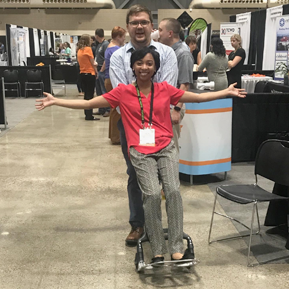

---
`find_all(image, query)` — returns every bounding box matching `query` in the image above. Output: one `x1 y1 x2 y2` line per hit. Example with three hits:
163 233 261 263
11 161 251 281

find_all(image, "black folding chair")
254 81 270 93
208 139 289 266
25 69 44 98
3 69 21 97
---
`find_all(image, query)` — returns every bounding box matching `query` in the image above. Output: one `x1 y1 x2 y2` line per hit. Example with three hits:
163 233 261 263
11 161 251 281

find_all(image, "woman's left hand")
35 92 56 111
227 83 247 98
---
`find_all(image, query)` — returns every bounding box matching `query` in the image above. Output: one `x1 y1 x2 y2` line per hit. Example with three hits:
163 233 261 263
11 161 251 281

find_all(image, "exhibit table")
56 59 67 64
179 96 232 183
241 75 273 93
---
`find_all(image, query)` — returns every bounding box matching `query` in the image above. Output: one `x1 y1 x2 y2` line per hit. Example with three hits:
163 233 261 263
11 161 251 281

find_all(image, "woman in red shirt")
36 47 246 264
77 34 99 121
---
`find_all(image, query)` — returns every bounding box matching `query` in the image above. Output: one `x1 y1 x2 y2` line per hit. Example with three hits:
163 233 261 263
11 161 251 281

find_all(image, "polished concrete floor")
0 86 288 289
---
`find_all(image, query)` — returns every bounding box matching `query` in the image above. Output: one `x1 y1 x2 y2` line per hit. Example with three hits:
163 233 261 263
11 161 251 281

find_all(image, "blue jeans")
95 71 110 114
117 119 145 228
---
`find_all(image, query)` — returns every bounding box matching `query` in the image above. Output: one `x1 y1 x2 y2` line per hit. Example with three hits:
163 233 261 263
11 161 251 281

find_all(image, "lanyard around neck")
135 81 154 129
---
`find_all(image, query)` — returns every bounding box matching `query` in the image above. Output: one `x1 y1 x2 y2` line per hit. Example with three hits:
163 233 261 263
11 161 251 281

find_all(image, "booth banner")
275 15 289 80
23 27 30 59
262 5 283 70
17 28 27 66
33 28 40 56
10 27 18 66
70 35 78 57
220 23 239 55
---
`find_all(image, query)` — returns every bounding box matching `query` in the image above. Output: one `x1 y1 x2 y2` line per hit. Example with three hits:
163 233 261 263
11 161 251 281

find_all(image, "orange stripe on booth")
185 107 232 114
179 157 231 166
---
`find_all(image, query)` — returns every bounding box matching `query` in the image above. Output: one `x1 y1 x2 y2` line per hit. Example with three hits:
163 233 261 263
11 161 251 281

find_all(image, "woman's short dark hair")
211 37 226 57
130 47 160 76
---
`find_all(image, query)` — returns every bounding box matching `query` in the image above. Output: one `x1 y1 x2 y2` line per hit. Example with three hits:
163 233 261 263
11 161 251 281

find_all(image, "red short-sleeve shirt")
103 81 184 154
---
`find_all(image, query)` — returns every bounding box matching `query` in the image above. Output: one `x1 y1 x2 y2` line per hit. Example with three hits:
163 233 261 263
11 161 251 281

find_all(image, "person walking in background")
158 17 194 152
76 42 84 96
77 34 99 121
185 35 202 66
227 34 246 88
104 26 126 144
93 28 110 117
63 42 72 63
109 4 179 247
198 38 228 91
0 42 5 54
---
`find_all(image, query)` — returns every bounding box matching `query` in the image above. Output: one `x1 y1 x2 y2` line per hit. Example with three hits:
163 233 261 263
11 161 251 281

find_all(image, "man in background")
159 18 194 151
93 29 110 117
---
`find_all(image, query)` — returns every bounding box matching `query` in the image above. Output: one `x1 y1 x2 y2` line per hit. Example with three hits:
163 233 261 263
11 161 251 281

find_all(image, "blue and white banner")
275 15 289 80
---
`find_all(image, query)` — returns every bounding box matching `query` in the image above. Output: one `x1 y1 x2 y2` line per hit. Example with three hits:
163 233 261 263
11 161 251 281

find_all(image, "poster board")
274 15 289 80
220 23 240 55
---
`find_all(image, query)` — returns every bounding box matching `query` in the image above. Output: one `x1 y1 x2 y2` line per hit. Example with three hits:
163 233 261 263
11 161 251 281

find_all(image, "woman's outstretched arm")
35 92 110 111
179 83 246 103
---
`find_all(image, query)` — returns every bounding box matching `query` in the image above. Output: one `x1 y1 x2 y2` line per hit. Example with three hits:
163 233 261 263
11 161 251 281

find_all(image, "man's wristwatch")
173 106 181 112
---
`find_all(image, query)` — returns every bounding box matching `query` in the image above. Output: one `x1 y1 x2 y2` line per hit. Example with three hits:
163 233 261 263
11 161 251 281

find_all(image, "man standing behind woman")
198 38 228 91
77 34 99 121
227 34 246 88
104 26 126 144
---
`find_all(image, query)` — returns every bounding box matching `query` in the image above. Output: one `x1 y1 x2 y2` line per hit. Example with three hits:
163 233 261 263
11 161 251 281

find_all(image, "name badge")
139 128 155 146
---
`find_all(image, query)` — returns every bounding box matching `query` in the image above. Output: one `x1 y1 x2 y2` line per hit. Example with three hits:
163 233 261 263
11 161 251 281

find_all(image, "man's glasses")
128 20 151 27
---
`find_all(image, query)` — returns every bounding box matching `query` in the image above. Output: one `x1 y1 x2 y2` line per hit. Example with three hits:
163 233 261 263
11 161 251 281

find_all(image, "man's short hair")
95 29 104 38
126 4 153 24
162 18 181 37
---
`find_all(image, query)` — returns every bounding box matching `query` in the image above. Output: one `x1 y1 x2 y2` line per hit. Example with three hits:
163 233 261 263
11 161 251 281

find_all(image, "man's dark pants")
117 119 145 228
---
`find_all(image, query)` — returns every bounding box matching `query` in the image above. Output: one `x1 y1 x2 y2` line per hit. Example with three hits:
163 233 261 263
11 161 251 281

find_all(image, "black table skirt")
264 183 289 249
232 93 289 162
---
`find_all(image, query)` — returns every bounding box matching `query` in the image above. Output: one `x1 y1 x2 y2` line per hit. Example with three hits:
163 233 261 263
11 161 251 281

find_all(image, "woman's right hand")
35 92 56 111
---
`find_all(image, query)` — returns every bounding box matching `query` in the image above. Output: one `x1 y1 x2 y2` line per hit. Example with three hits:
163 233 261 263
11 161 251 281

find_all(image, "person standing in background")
185 35 202 66
76 42 84 96
63 42 72 63
158 17 194 152
104 26 126 144
93 29 110 117
227 34 246 88
0 42 4 54
198 38 228 91
77 34 99 121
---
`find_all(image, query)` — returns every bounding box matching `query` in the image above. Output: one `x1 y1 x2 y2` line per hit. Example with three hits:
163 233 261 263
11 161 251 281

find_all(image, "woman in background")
198 38 228 91
185 35 202 65
104 26 126 144
63 42 72 63
227 34 246 88
77 34 99 121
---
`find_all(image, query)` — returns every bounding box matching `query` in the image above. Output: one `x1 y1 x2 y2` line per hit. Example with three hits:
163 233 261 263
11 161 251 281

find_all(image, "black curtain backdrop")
38 29 41 56
283 4 289 15
6 24 11 66
206 23 212 54
50 32 54 52
29 28 35 57
230 15 236 22
248 10 266 70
